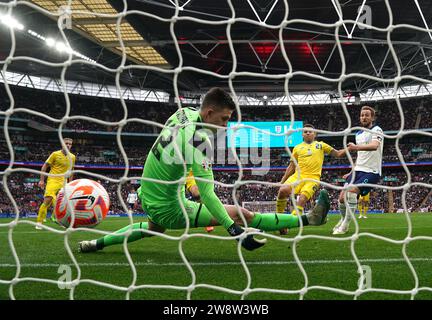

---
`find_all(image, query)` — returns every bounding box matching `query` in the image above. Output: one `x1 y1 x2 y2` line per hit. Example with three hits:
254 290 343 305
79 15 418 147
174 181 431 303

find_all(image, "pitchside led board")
227 121 303 148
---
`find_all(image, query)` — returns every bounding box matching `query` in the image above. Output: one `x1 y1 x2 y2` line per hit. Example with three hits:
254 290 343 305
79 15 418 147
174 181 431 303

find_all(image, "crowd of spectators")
0 86 175 133
1 136 431 168
1 85 431 217
1 169 430 217
1 86 432 134
0 138 149 166
0 125 432 167
238 97 431 132
213 169 432 213
2 85 432 168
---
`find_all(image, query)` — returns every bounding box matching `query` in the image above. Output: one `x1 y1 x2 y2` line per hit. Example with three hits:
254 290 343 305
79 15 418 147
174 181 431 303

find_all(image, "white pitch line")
2 225 432 234
0 257 431 268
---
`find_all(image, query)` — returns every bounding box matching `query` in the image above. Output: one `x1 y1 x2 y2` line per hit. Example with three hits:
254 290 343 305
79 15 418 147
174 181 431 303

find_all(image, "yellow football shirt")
185 169 197 191
45 150 76 181
291 141 333 179
359 193 370 202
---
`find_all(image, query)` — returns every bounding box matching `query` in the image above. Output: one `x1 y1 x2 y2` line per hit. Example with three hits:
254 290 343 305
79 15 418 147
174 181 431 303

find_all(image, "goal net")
1 0 432 301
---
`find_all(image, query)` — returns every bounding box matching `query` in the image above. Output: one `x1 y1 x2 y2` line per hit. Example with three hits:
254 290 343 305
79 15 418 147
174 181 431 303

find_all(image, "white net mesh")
1 0 432 300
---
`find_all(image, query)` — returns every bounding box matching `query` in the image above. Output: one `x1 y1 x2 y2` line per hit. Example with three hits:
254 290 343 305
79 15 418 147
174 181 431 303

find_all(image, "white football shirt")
354 125 384 175
127 192 138 204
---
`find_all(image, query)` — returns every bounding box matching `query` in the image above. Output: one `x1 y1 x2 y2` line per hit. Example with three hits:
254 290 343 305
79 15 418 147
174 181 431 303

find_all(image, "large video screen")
227 121 303 148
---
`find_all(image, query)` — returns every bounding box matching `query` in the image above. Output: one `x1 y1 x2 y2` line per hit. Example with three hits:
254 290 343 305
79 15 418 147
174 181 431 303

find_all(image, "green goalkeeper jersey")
139 107 234 229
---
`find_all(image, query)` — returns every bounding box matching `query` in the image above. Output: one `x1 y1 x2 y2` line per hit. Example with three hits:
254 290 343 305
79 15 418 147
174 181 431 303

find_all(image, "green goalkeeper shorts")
144 199 214 230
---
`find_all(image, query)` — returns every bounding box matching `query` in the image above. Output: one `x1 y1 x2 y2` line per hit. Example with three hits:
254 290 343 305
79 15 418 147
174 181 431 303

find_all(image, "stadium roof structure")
28 0 169 66
1 0 432 98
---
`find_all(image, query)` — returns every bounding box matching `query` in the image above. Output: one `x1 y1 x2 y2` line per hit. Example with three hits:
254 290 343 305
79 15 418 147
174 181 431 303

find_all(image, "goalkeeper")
79 88 330 253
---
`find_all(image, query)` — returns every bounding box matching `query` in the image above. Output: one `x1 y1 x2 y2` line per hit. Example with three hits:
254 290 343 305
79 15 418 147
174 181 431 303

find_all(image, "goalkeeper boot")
205 226 215 233
78 240 98 253
305 190 330 226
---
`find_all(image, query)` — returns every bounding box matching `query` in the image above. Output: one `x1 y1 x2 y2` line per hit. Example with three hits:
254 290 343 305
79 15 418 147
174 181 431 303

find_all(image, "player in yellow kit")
358 192 370 219
186 169 214 232
276 124 346 234
35 138 76 229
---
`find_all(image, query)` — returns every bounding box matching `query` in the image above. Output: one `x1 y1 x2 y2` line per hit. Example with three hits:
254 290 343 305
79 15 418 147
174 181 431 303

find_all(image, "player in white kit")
332 106 384 235
127 188 138 214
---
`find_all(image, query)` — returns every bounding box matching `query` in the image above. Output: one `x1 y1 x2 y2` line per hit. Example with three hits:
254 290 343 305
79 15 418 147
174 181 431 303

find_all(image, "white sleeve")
371 126 383 143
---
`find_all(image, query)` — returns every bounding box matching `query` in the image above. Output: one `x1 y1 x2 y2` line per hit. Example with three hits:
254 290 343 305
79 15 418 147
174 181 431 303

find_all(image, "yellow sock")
364 205 368 216
290 205 304 216
37 203 48 223
358 205 363 216
51 196 57 219
276 198 288 213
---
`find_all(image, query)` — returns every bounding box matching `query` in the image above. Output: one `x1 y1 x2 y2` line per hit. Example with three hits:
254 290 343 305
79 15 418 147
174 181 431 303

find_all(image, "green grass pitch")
1 213 432 300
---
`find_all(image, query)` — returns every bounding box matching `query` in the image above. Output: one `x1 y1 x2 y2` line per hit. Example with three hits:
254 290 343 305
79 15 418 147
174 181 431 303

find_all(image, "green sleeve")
194 171 234 230
190 134 234 230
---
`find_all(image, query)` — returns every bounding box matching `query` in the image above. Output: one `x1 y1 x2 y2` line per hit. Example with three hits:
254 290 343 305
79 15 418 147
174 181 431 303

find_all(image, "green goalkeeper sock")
249 212 308 231
96 222 150 249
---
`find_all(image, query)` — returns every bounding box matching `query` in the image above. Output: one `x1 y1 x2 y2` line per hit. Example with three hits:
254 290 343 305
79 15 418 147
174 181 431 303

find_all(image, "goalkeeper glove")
227 223 266 251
